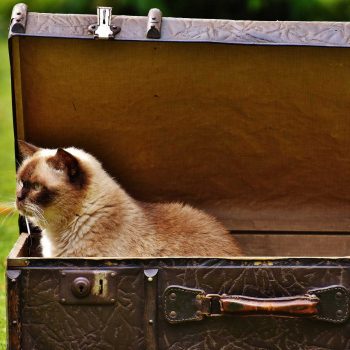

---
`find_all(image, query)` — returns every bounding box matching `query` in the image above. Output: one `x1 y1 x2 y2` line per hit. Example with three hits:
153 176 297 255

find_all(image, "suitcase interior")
9 34 350 259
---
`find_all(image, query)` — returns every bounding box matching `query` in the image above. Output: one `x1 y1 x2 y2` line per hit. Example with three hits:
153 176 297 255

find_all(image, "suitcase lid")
9 4 350 232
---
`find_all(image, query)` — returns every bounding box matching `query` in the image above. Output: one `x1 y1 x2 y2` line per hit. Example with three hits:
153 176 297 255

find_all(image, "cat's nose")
16 195 24 202
16 190 26 202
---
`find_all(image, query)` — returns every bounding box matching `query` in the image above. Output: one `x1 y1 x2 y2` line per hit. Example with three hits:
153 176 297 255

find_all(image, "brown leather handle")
164 285 349 324
212 294 319 316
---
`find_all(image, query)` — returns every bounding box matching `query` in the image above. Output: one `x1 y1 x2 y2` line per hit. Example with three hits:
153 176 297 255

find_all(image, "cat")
16 140 241 257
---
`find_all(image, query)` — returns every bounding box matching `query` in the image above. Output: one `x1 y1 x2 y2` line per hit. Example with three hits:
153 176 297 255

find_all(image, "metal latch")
59 270 117 305
88 7 120 40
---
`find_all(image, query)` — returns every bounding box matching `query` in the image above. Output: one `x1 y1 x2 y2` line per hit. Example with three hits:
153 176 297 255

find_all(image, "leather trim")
10 12 350 48
311 285 350 324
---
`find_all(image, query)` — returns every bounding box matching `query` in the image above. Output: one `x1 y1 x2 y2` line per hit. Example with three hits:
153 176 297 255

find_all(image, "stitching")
312 287 349 323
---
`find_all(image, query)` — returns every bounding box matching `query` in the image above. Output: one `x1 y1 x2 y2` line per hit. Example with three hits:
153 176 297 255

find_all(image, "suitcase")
7 3 350 349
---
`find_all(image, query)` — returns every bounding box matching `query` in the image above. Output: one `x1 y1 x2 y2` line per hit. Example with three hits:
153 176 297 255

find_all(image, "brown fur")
16 141 241 257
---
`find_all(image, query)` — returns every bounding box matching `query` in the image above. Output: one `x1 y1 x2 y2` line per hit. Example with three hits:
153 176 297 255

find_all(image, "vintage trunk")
7 3 350 349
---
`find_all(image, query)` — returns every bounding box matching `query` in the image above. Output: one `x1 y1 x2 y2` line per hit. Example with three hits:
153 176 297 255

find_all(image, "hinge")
147 8 162 39
10 3 28 34
88 7 120 40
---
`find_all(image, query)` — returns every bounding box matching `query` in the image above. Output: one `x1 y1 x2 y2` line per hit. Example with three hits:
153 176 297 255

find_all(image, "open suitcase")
7 3 350 349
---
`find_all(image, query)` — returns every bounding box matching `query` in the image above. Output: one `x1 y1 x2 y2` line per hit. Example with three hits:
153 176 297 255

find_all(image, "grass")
0 37 18 349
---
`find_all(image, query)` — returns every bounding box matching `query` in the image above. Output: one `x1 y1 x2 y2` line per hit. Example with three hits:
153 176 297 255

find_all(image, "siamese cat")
16 141 241 257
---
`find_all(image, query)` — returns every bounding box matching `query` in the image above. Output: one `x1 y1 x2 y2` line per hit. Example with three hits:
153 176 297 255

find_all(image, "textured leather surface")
21 268 145 349
157 260 350 350
20 12 350 48
12 258 350 349
312 286 350 323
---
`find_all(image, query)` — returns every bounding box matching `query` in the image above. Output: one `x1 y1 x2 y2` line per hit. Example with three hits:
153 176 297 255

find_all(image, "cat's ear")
48 148 83 184
18 140 40 159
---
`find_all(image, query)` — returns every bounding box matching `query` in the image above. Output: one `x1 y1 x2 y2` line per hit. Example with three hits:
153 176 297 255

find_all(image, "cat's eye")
17 180 42 191
22 180 30 189
32 182 42 191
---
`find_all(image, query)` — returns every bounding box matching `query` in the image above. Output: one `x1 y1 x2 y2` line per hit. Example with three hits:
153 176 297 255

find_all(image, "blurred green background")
1 0 350 348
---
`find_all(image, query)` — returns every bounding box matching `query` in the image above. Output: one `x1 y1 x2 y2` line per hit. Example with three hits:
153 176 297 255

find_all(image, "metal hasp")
88 6 120 39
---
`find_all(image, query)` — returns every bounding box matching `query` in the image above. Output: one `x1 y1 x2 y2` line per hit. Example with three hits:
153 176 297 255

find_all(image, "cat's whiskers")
25 202 48 227
0 201 16 214
0 208 16 227
0 207 13 215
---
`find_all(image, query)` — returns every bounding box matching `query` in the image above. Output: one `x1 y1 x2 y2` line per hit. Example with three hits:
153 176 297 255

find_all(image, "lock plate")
59 270 117 305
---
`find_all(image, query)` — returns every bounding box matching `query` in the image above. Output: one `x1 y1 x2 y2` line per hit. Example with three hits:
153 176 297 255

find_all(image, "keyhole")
71 277 91 298
103 10 106 24
99 279 103 294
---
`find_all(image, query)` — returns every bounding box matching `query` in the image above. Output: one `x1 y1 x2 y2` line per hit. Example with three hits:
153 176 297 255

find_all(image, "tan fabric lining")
11 37 25 140
12 36 350 231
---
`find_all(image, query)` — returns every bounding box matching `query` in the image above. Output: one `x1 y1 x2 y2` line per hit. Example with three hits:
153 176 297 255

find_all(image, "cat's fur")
16 141 241 257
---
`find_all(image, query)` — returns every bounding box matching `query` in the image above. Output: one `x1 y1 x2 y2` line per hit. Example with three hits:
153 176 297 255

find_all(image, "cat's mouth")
15 200 24 212
16 201 35 218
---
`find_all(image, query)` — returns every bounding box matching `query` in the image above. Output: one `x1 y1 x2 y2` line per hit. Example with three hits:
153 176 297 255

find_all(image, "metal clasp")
88 6 120 40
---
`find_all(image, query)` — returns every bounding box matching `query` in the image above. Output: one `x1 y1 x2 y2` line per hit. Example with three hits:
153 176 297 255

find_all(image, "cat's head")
16 141 90 227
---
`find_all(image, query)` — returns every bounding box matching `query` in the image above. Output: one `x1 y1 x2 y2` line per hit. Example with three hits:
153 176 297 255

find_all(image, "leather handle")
211 294 319 316
164 285 349 324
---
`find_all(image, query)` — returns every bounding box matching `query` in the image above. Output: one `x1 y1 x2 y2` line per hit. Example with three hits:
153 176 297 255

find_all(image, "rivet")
169 292 176 301
111 272 116 277
12 320 17 325
61 272 66 276
110 298 116 303
25 260 29 265
148 319 154 324
148 277 153 282
195 310 202 317
169 311 177 318
11 279 16 283
336 310 343 317
336 292 343 299
61 298 66 303
195 294 202 300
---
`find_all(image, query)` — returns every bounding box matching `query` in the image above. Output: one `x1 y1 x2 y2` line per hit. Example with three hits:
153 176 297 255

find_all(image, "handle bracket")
163 285 349 324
